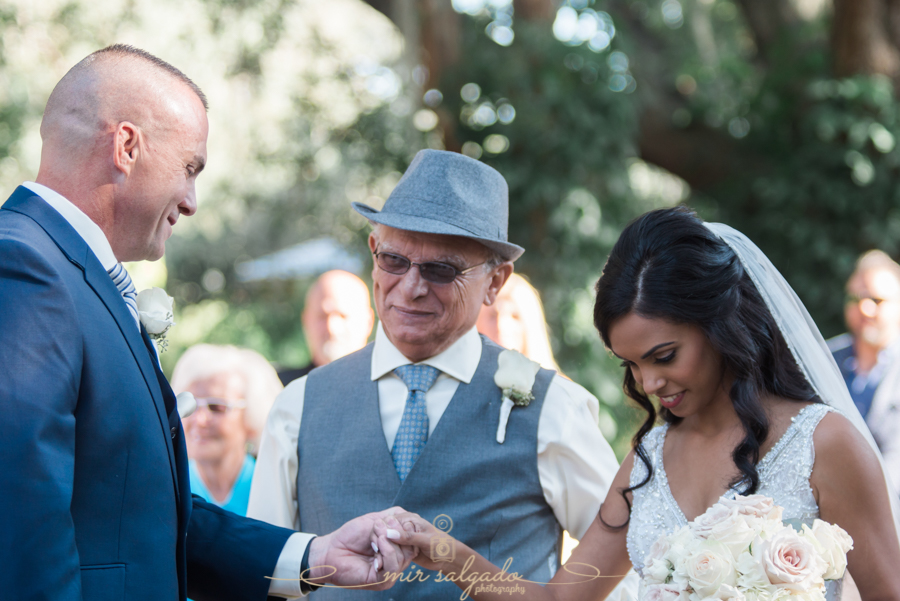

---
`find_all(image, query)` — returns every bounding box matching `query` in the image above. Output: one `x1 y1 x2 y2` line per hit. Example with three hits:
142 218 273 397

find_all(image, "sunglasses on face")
195 397 247 414
373 250 485 284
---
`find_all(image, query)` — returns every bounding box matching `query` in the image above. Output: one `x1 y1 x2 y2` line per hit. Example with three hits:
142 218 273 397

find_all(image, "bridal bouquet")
642 495 852 601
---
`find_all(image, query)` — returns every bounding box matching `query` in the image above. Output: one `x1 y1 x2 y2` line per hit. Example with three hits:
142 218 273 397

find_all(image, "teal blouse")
188 455 255 516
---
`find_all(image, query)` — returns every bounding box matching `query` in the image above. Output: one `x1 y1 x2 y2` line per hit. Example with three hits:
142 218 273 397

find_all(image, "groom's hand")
306 507 417 590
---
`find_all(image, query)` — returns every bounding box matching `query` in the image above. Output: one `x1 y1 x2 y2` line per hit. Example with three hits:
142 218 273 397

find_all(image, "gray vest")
299 336 561 600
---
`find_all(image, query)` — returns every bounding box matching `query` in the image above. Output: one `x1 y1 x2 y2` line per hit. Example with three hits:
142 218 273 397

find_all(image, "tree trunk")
734 0 799 63
832 0 900 80
513 0 554 22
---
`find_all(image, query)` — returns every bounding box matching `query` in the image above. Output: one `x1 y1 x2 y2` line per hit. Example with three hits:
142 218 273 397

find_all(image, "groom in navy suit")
0 44 412 600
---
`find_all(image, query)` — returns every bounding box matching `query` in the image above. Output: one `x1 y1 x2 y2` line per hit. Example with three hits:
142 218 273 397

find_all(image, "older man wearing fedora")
248 150 631 600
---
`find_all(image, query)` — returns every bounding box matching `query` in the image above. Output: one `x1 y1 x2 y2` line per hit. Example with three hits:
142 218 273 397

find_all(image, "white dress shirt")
22 182 311 599
248 322 621 542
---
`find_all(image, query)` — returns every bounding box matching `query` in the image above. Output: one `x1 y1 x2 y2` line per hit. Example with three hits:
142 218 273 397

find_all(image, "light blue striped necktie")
391 364 440 482
107 263 139 324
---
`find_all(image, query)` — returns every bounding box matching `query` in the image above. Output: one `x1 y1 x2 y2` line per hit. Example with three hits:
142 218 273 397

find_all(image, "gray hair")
170 344 282 444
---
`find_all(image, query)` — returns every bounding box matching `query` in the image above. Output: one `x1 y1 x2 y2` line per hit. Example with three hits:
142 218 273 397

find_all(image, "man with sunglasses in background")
248 149 635 600
829 249 900 498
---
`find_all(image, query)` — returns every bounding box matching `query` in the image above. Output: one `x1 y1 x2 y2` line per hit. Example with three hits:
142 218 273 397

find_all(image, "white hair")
170 344 283 443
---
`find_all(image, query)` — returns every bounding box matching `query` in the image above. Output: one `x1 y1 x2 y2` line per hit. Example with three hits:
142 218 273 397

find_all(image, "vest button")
170 426 177 439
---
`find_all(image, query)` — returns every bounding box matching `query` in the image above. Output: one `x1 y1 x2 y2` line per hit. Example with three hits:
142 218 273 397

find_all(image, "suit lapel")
2 187 181 501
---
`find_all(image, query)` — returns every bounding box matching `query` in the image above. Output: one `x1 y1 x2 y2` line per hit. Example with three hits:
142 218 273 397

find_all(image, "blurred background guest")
477 272 560 372
277 269 375 385
829 250 900 494
171 344 283 515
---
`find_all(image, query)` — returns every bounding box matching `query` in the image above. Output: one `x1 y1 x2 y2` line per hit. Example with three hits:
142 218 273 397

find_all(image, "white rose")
645 556 673 584
648 534 671 562
644 583 688 601
691 502 737 538
667 527 700 588
802 521 853 580
494 349 540 396
494 349 541 443
693 583 746 601
742 588 777 601
692 502 760 559
666 525 695 557
720 495 784 522
681 540 736 598
736 548 776 592
755 527 825 592
711 516 760 559
644 537 673 582
136 287 175 334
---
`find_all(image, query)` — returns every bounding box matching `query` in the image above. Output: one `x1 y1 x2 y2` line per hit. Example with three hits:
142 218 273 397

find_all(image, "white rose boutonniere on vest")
136 287 175 353
494 349 541 444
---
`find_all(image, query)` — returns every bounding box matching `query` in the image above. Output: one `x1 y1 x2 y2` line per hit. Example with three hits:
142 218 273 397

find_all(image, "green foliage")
706 72 900 337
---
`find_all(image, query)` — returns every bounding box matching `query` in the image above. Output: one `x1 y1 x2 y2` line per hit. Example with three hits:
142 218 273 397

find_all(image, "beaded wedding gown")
626 403 843 600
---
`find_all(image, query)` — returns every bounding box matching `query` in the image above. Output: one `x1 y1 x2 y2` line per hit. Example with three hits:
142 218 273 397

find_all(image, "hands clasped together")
305 508 456 591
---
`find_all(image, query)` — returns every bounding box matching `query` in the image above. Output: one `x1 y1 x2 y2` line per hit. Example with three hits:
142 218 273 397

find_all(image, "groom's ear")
112 121 140 176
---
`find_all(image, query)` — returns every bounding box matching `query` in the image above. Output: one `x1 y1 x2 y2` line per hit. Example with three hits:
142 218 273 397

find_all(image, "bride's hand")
374 512 457 572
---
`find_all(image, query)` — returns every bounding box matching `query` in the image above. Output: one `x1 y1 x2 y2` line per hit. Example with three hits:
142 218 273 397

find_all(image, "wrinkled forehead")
374 225 489 263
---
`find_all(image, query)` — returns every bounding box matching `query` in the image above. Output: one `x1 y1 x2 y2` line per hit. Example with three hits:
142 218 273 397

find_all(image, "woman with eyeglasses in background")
171 344 283 515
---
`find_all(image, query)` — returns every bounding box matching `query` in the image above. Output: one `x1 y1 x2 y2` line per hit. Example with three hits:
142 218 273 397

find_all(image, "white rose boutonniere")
494 349 541 444
136 287 175 352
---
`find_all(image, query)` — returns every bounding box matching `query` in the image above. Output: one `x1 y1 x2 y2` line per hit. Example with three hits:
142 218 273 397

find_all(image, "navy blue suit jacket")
0 187 294 601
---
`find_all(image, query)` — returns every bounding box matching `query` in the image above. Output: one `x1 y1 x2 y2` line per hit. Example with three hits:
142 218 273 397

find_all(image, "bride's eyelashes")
618 349 676 368
654 350 676 364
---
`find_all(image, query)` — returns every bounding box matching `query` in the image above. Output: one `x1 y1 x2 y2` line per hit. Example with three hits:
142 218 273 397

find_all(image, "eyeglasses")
373 250 485 284
846 293 891 306
195 397 247 414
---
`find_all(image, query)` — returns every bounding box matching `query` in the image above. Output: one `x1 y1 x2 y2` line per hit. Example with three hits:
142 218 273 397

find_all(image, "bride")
383 207 900 600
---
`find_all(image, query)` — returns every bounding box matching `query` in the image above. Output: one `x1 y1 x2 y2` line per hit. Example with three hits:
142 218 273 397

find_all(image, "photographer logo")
431 514 455 562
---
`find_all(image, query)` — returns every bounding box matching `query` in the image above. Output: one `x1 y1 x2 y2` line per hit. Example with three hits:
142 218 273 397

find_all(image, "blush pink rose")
644 583 688 601
756 528 825 592
691 503 737 539
720 495 783 521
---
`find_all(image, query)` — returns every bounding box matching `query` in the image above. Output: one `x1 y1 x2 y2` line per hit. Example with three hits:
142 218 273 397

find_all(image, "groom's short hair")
83 44 208 109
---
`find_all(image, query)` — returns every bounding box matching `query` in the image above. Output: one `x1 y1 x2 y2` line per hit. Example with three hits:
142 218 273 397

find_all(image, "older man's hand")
306 507 418 590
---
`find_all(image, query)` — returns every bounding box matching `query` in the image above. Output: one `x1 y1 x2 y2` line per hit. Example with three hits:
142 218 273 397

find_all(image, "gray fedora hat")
352 149 524 261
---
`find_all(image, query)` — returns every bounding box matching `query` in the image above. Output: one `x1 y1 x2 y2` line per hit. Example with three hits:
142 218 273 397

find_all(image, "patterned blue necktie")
391 364 440 482
107 263 139 324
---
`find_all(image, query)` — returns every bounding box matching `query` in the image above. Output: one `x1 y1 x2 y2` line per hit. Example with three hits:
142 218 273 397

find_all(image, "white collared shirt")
20 182 313 598
248 323 621 542
23 182 118 270
22 182 145 331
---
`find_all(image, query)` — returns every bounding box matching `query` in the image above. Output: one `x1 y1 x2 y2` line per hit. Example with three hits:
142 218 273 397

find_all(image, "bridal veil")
705 221 900 536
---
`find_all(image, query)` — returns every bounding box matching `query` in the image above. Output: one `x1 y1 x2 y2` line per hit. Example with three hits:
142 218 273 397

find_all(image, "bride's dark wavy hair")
594 207 820 528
